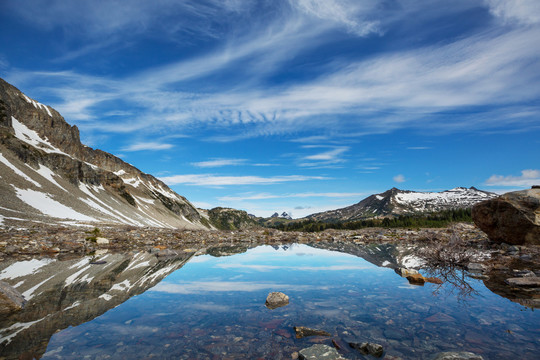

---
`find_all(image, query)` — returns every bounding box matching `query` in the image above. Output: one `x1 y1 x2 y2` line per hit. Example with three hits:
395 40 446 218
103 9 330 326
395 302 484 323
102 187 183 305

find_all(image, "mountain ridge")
306 186 498 222
0 78 210 229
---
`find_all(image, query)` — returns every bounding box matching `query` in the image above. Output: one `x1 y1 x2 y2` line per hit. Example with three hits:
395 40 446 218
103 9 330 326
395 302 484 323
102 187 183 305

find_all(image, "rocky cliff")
0 78 210 229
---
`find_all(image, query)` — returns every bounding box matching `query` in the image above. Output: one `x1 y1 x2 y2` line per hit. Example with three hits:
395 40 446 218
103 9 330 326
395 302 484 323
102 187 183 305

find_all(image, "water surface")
31 244 540 359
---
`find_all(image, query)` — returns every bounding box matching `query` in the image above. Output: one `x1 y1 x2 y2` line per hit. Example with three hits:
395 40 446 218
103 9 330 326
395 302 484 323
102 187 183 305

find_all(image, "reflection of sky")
150 244 389 294
43 243 540 359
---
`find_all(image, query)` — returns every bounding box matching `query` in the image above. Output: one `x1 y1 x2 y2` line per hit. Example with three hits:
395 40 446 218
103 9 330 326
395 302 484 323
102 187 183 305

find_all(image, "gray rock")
0 280 26 314
349 342 384 357
466 263 486 272
472 188 540 245
513 269 536 277
299 344 345 360
265 291 289 309
433 351 484 360
505 277 540 287
156 248 178 258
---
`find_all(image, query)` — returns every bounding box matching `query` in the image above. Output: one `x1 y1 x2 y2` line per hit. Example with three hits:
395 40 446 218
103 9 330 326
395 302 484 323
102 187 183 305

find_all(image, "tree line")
268 208 472 232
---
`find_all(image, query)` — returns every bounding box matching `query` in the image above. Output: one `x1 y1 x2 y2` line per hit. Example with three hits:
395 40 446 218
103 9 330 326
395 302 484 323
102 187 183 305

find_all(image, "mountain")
0 78 210 229
202 207 260 230
307 187 498 222
270 212 292 220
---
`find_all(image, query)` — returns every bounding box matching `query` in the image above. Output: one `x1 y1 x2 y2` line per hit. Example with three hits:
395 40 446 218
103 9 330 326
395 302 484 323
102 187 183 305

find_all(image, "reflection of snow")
401 255 425 269
0 258 54 279
151 281 323 294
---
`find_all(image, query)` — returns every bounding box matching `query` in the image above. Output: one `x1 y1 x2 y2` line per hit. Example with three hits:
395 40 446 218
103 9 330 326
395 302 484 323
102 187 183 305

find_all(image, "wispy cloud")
121 142 174 151
393 174 406 183
484 0 540 25
218 192 367 202
191 158 247 168
159 174 328 186
407 146 431 150
485 169 540 187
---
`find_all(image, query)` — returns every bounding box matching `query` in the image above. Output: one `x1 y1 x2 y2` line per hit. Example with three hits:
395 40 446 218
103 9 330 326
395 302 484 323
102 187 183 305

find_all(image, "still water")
3 243 540 359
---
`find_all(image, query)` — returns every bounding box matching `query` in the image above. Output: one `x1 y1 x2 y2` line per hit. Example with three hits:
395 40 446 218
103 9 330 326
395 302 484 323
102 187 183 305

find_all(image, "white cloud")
485 0 540 25
191 159 247 168
485 169 540 187
393 174 406 183
150 281 319 294
407 147 431 150
159 174 328 186
121 142 174 151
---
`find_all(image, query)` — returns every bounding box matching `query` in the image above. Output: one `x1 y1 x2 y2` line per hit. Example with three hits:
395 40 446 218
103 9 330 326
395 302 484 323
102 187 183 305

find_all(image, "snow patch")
110 279 131 292
99 294 113 301
11 117 69 155
22 274 55 300
14 187 96 221
0 258 54 280
34 164 67 191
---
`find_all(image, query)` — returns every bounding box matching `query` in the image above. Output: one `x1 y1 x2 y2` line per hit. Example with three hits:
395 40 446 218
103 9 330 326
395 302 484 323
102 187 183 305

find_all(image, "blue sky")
1 0 539 218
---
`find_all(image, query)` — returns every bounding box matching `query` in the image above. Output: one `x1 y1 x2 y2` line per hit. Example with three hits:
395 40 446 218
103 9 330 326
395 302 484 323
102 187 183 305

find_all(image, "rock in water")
0 281 25 314
433 351 484 360
472 187 540 245
299 344 345 360
265 291 289 309
294 326 331 338
348 342 384 357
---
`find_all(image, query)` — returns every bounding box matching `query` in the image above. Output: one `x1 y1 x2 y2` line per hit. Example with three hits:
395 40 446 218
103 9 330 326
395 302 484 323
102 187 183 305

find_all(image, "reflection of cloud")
151 281 322 294
215 263 376 272
185 303 231 312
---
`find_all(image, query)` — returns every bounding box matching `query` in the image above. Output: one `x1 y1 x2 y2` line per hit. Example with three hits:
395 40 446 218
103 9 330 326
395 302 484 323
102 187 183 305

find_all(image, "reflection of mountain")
0 251 194 359
310 242 424 270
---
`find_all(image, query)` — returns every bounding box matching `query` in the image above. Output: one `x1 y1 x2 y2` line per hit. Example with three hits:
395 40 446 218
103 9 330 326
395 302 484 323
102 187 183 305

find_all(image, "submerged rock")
505 277 540 287
406 273 425 286
265 291 289 309
433 351 484 360
472 187 540 245
0 280 25 314
298 344 345 360
348 342 384 357
294 326 331 339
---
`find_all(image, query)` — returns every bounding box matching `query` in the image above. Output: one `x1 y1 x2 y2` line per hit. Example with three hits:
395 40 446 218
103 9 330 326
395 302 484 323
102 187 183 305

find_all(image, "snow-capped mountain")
0 78 210 229
270 212 292 220
307 187 498 222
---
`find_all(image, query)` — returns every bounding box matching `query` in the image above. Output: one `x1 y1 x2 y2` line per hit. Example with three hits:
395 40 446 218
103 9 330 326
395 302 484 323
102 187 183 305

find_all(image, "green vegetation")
269 208 472 232
85 227 101 242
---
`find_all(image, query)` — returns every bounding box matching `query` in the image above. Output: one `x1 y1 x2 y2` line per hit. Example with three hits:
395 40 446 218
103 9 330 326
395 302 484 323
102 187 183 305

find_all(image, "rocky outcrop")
0 281 25 314
207 207 260 230
472 188 540 245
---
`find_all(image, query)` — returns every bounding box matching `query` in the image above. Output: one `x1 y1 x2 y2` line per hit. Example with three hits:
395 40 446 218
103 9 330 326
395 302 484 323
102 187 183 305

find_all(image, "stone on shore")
95 237 110 245
0 280 26 314
472 187 540 245
406 273 425 285
265 291 289 309
433 351 484 360
298 344 345 360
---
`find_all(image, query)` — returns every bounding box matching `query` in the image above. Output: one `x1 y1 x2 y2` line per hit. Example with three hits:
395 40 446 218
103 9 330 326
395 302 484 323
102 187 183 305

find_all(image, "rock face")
265 291 289 309
0 77 210 229
0 281 25 314
472 188 540 245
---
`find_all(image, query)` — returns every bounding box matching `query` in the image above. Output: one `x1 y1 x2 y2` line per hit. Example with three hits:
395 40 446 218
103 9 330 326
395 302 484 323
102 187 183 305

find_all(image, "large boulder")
0 281 25 314
472 188 540 245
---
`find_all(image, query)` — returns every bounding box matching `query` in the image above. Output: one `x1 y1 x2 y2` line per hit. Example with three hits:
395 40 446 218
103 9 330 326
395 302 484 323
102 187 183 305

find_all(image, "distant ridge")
0 78 211 229
307 187 498 222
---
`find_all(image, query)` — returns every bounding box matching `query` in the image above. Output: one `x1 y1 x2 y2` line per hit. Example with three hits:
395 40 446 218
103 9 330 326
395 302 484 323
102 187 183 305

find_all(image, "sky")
0 0 539 218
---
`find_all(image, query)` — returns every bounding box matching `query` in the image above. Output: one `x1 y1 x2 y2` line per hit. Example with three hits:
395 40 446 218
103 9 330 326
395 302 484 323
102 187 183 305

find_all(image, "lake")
1 243 539 359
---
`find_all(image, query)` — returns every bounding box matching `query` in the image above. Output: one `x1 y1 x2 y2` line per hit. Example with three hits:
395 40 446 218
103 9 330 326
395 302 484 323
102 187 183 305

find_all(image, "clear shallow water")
35 244 540 359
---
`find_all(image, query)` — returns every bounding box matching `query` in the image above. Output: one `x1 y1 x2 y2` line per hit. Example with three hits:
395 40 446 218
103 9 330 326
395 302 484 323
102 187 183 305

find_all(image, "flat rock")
299 344 345 360
0 280 26 314
294 326 331 339
265 291 289 309
95 237 109 245
472 188 540 245
433 351 484 360
505 277 540 287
